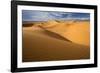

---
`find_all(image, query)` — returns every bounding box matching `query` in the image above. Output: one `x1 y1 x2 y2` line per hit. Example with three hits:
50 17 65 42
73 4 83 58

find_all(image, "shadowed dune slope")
22 26 90 62
38 26 72 42
38 20 90 46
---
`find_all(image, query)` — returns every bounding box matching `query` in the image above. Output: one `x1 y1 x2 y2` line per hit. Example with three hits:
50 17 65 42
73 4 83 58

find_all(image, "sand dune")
22 20 90 62
38 20 90 46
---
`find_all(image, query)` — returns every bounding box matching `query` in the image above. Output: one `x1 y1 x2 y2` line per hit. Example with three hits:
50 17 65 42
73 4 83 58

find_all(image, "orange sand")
22 20 90 62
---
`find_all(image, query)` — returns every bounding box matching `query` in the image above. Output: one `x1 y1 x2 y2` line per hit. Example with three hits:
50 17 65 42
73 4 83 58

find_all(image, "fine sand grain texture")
22 20 90 62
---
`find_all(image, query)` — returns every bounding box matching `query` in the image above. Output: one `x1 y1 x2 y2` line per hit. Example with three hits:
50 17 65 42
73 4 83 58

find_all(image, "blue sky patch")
22 10 90 21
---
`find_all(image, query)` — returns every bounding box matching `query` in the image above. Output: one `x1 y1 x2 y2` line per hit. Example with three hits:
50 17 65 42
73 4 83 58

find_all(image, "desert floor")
22 20 90 62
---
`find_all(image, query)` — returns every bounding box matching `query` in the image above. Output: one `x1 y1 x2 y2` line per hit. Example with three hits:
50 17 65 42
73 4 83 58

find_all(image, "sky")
22 10 90 21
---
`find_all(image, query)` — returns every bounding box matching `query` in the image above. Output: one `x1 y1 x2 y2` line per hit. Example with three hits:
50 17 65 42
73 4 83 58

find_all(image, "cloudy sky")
22 10 90 21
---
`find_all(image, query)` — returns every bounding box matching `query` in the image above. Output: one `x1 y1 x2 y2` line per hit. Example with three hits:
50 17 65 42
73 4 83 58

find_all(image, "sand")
38 20 90 46
22 20 90 62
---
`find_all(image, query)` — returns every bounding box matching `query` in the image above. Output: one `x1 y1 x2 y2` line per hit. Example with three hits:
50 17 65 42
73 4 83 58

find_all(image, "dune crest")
37 20 90 46
22 27 90 62
22 20 90 62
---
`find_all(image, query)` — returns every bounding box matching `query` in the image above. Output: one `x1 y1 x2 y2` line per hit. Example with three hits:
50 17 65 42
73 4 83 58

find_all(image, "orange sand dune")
38 20 90 46
22 20 90 62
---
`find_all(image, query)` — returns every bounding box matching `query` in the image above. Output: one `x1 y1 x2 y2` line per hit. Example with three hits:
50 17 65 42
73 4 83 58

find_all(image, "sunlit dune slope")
37 20 90 46
22 26 90 62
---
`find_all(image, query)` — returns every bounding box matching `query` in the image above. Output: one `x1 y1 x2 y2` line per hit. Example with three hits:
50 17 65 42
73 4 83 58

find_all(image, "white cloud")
22 10 90 21
31 11 55 21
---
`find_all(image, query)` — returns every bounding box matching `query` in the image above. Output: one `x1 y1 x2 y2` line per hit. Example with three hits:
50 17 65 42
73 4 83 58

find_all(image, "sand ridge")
22 20 90 62
37 20 90 46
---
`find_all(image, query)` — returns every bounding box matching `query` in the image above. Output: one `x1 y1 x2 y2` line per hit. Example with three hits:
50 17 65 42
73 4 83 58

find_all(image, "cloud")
31 11 55 21
22 10 55 21
49 12 71 17
22 10 90 21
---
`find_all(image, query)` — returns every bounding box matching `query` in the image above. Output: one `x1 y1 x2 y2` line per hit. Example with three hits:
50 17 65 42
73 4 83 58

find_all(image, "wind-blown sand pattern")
22 20 90 62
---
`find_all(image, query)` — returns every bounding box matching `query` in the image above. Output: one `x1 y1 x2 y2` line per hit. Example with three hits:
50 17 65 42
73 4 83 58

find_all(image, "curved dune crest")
22 20 90 62
38 21 90 46
22 29 90 62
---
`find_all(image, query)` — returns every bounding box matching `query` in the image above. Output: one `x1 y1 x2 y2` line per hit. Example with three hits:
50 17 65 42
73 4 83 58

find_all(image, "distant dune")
22 20 90 62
